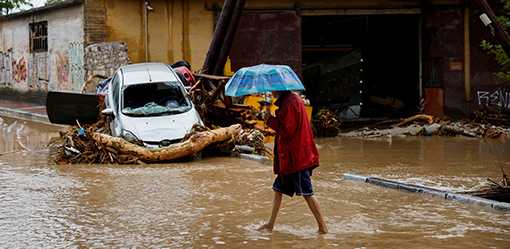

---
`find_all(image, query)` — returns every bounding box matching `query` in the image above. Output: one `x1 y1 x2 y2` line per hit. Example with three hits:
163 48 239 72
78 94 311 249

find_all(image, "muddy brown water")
0 117 509 248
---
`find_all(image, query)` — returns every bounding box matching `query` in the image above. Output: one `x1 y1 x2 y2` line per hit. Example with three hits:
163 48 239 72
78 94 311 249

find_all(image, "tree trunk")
91 124 242 162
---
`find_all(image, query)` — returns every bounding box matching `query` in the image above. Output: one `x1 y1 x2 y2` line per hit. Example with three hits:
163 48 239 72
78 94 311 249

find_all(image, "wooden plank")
194 73 231 81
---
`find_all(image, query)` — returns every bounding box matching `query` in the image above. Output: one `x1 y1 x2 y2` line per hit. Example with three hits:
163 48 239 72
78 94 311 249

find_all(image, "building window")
30 21 48 52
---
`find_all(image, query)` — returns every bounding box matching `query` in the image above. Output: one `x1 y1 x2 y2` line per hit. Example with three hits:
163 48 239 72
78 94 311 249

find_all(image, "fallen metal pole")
343 173 510 211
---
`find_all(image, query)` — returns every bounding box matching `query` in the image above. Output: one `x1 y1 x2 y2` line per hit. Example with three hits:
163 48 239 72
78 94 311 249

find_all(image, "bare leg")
258 191 283 231
304 196 328 234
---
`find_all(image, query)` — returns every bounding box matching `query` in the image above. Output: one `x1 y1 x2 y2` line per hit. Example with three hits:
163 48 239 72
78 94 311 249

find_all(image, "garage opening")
302 14 421 119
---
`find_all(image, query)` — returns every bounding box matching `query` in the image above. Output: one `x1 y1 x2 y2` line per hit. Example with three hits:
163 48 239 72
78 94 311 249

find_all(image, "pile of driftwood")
49 115 271 164
339 114 510 139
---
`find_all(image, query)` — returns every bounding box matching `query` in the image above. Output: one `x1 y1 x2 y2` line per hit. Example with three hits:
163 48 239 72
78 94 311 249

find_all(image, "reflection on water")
0 118 509 248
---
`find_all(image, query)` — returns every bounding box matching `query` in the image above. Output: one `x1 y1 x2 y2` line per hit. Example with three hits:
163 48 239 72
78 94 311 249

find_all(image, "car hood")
121 109 202 143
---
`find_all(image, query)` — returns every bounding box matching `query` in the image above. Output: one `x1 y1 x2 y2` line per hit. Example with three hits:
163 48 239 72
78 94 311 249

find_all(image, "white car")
101 63 203 148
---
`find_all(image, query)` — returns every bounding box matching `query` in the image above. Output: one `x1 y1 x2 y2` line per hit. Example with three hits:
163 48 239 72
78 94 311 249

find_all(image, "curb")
0 106 48 123
343 173 510 211
0 106 66 129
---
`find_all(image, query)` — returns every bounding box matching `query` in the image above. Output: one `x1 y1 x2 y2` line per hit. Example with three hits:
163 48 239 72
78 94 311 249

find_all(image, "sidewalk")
0 99 50 124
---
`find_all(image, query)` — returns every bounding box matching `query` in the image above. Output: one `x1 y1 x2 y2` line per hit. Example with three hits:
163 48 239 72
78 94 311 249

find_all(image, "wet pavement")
0 117 509 248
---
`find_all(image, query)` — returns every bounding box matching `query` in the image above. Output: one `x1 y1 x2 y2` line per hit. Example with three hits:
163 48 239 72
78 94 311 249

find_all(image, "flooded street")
1 118 509 248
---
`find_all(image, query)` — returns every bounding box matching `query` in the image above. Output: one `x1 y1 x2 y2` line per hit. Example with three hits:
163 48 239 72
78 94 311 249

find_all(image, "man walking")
259 90 328 234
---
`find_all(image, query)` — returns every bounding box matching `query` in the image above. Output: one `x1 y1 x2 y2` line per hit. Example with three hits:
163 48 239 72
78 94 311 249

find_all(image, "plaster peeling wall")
0 5 84 93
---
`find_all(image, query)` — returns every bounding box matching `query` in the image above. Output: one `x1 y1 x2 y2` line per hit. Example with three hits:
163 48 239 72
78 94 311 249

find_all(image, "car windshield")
122 82 191 117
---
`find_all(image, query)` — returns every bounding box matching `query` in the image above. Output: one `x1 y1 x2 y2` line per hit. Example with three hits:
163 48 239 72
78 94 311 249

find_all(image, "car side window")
111 74 121 111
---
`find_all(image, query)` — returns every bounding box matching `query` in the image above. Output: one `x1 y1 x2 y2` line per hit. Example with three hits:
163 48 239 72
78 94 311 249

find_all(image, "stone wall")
84 41 129 79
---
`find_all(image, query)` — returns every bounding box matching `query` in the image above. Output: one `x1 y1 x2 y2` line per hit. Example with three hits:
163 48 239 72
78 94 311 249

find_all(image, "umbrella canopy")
224 64 305 97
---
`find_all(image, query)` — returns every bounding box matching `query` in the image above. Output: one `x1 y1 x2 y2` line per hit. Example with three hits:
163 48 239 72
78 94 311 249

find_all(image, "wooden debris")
314 108 340 137
91 124 242 163
235 128 272 157
394 114 433 128
193 73 230 81
50 120 244 164
340 114 510 139
460 168 510 202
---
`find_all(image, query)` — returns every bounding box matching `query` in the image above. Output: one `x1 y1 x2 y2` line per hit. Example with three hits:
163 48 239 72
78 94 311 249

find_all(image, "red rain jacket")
267 92 319 175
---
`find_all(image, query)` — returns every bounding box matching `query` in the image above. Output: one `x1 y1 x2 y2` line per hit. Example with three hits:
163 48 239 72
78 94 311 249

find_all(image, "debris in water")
460 168 510 203
340 115 510 140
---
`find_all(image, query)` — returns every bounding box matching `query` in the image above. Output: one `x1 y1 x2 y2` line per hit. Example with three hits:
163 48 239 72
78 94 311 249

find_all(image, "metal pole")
144 1 150 62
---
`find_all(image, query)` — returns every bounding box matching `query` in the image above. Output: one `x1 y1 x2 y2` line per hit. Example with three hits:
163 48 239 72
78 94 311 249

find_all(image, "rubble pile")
340 114 510 140
474 106 510 126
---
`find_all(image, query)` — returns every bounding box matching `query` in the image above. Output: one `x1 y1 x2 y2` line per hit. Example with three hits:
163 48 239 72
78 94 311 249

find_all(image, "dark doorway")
302 15 420 119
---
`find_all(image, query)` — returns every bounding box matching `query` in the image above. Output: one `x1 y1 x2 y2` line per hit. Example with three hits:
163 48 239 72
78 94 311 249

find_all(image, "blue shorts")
272 169 314 197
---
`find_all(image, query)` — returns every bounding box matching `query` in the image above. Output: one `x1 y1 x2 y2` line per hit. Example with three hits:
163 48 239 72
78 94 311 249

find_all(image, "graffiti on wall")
54 42 84 91
29 53 48 91
476 88 510 110
0 42 84 92
0 49 48 91
11 57 27 83
56 52 70 89
0 50 13 86
68 42 84 87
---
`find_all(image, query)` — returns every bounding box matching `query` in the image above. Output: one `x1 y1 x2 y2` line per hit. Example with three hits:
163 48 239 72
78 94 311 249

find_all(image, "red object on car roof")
174 66 196 86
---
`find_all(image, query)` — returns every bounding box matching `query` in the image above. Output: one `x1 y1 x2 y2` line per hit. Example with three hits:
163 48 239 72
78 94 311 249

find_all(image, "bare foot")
318 226 328 234
257 223 273 232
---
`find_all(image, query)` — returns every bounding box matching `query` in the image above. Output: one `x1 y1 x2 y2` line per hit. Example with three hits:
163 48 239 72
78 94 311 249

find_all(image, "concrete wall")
101 0 213 70
0 5 85 95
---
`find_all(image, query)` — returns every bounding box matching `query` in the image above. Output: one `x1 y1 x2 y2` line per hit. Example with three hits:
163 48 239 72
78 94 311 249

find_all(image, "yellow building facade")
89 0 461 69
